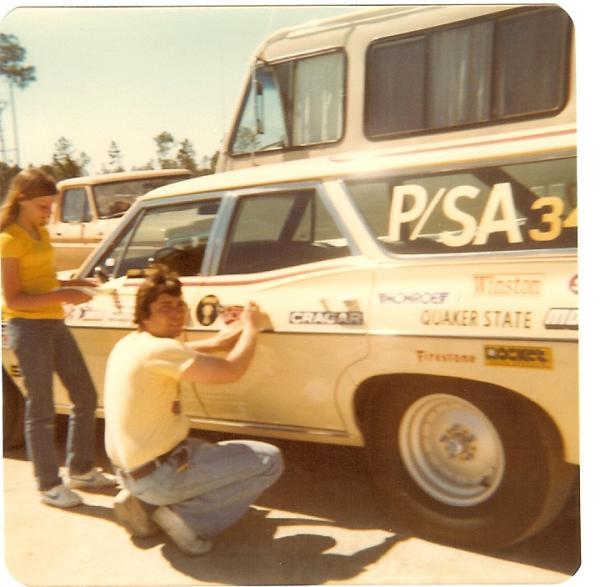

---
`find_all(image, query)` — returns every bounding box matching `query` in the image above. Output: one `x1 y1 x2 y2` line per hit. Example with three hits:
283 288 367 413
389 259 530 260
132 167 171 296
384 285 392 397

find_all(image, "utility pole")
8 81 20 166
0 100 7 163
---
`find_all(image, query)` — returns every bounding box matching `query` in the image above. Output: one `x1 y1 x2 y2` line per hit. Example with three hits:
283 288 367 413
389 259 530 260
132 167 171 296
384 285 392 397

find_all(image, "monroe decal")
378 292 449 304
289 311 364 325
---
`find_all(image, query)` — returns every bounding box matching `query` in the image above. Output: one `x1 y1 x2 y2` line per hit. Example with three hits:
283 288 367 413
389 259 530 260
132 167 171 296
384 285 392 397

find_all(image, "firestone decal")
289 311 364 325
484 345 553 369
421 309 532 329
415 350 475 364
473 273 543 296
378 292 449 304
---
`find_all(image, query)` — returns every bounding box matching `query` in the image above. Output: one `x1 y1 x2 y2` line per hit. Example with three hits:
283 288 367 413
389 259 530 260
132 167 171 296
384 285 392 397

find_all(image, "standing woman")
0 168 115 507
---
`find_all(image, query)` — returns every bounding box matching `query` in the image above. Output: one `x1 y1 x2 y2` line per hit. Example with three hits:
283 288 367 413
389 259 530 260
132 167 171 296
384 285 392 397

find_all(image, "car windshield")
93 175 189 218
345 157 577 254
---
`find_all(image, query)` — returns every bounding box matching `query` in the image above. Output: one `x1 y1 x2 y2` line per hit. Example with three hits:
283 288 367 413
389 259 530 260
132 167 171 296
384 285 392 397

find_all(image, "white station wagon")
2 125 577 549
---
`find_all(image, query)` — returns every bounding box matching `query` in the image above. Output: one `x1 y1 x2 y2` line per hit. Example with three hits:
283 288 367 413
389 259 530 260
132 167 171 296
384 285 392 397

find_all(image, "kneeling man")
103 265 283 556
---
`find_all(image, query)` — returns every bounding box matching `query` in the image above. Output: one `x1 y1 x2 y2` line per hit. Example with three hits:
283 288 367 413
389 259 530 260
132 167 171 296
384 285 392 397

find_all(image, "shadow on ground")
3 416 581 581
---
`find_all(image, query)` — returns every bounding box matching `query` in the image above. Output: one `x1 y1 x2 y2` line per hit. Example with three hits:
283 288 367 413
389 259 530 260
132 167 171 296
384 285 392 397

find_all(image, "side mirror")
94 266 109 283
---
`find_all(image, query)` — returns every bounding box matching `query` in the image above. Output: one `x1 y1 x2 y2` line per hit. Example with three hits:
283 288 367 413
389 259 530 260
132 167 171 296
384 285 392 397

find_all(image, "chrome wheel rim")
399 393 505 507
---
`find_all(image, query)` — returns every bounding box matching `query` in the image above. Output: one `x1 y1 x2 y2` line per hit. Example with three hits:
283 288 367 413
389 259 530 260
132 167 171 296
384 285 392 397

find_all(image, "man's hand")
182 300 262 384
241 301 262 332
212 321 243 351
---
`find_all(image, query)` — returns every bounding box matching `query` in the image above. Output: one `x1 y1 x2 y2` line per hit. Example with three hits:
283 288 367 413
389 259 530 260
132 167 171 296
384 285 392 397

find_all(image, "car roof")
142 124 576 202
56 168 192 188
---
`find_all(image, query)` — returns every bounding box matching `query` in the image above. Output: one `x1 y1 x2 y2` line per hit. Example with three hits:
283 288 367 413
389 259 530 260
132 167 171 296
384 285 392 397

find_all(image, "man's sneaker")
151 506 212 556
113 489 159 538
67 467 117 489
40 485 83 508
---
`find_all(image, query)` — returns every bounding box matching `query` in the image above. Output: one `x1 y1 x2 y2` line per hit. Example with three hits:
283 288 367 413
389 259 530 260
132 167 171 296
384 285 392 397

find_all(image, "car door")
62 194 222 415
185 185 371 435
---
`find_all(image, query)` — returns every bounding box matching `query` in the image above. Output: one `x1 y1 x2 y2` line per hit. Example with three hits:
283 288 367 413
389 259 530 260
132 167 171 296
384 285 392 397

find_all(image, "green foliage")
12 129 216 179
103 140 124 173
176 138 199 174
0 162 21 202
50 137 90 180
154 131 178 169
0 33 36 88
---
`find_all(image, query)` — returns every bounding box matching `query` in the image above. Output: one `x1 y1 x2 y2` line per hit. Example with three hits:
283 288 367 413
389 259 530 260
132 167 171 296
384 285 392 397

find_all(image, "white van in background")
217 5 573 172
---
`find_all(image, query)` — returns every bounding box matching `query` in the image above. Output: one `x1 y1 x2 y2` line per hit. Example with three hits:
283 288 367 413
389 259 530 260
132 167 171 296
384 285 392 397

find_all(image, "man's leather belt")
123 441 187 481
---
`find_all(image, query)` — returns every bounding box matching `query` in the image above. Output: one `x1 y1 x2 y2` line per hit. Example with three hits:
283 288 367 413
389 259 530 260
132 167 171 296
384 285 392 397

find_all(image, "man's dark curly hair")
134 264 182 327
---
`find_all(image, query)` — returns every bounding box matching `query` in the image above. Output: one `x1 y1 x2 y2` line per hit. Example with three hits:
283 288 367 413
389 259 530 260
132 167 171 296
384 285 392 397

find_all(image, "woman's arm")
1 257 92 310
58 277 99 288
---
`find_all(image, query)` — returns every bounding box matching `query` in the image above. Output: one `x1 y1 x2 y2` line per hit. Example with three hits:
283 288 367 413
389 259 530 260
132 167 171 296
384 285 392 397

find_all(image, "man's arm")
186 321 243 353
181 302 261 385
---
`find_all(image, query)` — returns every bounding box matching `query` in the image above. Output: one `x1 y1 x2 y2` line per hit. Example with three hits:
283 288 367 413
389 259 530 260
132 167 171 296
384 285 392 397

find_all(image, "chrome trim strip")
185 417 351 438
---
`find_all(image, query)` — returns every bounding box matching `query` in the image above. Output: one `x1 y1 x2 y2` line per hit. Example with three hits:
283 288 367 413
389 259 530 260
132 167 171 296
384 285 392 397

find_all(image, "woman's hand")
59 278 99 288
58 288 93 305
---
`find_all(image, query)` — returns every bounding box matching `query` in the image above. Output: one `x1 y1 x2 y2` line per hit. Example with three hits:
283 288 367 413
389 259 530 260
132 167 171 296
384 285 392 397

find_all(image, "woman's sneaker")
40 485 83 508
67 467 117 489
151 506 212 556
113 489 159 537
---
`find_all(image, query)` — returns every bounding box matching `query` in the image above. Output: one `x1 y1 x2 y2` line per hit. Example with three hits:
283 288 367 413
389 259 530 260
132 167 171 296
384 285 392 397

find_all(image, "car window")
219 189 350 274
92 199 220 278
346 156 576 254
93 175 190 218
61 188 90 223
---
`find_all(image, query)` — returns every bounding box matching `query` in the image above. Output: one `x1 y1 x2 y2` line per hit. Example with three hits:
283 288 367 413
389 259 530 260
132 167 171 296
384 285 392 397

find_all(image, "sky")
0 2 360 172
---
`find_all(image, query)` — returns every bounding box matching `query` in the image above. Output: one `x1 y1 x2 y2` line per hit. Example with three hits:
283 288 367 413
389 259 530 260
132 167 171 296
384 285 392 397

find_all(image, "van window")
93 199 220 277
365 7 570 138
231 51 344 155
346 156 577 254
219 190 350 274
61 188 91 223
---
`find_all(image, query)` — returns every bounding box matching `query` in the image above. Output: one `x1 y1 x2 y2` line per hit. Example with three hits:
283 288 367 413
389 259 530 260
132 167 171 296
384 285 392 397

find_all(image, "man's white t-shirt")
104 330 197 470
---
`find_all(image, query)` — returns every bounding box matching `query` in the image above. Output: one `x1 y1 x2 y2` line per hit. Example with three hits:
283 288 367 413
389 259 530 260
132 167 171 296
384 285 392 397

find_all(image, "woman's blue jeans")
7 318 97 491
119 438 284 539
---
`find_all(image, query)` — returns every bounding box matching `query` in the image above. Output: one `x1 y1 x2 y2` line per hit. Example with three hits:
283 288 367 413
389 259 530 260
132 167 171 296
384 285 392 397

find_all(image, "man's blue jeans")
7 318 97 491
119 438 284 539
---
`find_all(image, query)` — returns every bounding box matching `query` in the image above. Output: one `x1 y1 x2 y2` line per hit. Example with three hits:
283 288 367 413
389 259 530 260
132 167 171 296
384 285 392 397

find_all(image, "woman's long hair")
0 168 57 231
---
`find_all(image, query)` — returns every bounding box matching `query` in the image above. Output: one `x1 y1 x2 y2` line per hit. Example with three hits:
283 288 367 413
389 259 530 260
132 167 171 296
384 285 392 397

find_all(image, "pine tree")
154 132 177 169
51 137 89 180
105 141 124 173
176 139 199 174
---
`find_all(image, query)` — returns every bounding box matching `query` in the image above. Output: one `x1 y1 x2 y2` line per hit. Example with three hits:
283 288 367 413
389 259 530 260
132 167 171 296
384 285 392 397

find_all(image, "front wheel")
364 377 575 548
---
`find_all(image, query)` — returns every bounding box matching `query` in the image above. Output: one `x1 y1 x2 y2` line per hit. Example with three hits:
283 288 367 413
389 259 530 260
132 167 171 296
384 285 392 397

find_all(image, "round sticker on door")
196 295 220 326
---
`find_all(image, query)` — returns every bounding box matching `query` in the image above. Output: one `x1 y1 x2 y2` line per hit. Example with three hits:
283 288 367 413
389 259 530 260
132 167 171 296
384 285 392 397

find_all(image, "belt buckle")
175 445 190 472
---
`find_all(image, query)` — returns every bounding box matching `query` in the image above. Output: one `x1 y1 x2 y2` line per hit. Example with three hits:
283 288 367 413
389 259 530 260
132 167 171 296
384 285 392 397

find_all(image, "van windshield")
231 51 344 155
345 156 577 254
